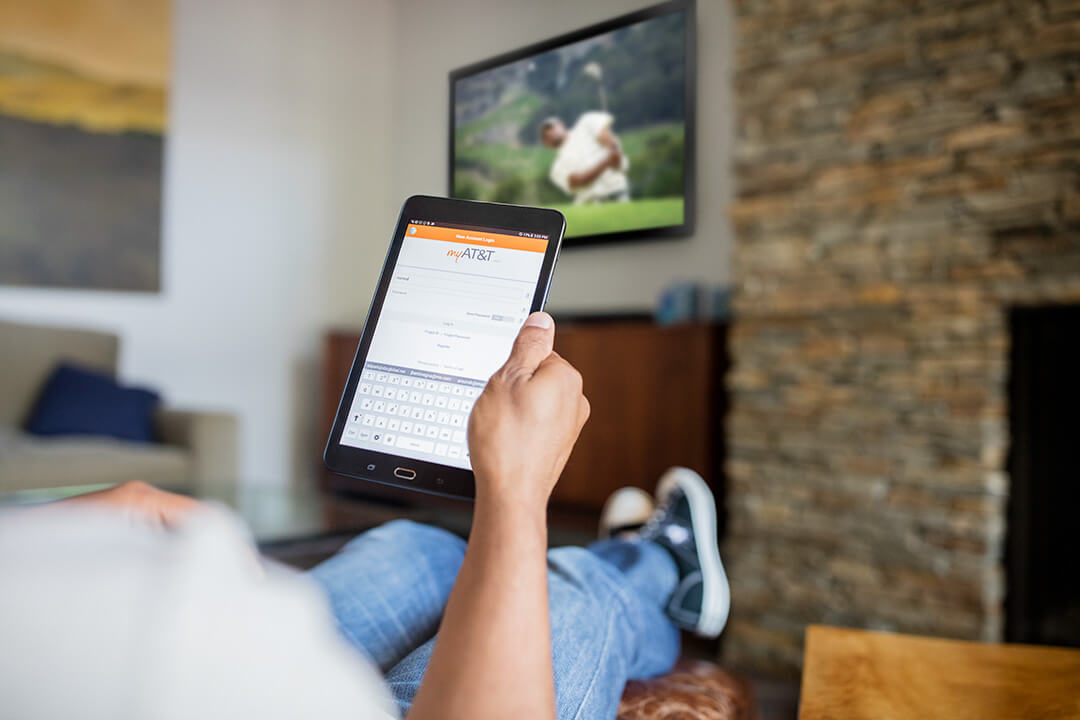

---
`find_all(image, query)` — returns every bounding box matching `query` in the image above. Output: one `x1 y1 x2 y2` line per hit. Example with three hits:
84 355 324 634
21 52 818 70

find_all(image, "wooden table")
799 625 1080 720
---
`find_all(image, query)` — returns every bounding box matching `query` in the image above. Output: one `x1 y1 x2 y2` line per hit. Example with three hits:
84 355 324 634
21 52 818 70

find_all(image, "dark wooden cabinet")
551 321 726 510
320 321 726 514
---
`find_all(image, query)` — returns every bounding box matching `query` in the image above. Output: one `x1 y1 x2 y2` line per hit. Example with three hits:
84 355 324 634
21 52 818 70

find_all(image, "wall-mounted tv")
449 0 696 247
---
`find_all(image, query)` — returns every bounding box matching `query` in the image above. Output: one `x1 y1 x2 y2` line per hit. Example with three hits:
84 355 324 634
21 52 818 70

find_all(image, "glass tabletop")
0 483 449 546
0 481 595 552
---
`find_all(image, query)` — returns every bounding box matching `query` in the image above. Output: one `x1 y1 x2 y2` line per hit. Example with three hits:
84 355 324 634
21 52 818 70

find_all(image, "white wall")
389 0 734 313
0 0 733 486
0 0 397 487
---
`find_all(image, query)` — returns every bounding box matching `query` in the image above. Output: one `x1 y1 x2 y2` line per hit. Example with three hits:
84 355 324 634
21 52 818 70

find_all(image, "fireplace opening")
1007 305 1080 648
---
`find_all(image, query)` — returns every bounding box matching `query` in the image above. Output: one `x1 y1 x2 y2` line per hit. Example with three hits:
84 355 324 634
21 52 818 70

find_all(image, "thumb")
502 312 555 378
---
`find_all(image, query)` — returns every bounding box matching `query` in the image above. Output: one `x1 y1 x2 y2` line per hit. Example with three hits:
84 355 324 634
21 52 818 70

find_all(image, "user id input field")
385 272 530 331
393 266 533 302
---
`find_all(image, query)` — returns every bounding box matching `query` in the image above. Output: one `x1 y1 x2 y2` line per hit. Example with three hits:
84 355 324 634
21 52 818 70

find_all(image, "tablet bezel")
324 195 565 501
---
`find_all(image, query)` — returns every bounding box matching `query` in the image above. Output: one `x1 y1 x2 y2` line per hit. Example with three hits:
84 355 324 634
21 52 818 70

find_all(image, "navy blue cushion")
25 364 161 443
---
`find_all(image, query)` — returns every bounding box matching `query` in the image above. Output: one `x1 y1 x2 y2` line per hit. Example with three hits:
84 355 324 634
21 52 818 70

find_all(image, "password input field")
380 309 525 336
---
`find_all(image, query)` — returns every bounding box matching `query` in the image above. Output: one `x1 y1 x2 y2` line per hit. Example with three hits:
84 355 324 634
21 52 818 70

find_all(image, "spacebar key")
397 436 434 453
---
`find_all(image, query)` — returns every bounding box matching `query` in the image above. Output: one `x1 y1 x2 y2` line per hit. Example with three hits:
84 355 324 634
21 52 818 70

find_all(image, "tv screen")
449 0 695 246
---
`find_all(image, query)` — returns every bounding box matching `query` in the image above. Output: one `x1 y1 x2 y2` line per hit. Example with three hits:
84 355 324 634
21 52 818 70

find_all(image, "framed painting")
0 0 169 292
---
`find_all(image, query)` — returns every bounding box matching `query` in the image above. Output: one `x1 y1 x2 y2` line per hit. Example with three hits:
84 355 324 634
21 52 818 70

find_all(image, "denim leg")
546 541 681 719
586 538 681 613
306 519 466 673
384 538 681 720
381 635 434 713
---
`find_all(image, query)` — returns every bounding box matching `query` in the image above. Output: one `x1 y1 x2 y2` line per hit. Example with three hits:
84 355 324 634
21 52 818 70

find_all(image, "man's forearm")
568 155 614 190
407 496 554 720
407 311 586 720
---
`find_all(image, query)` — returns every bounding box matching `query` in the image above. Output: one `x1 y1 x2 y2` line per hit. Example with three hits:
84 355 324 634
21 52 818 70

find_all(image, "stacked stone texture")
726 0 1080 675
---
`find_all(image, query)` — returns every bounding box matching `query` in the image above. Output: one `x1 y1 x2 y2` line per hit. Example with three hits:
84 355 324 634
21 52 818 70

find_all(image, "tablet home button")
394 467 417 481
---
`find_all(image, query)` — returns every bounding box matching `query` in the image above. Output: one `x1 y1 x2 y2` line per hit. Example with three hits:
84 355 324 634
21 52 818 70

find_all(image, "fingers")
502 312 555 378
501 316 589 430
548 356 590 435
578 395 591 427
535 353 589 426
534 351 582 392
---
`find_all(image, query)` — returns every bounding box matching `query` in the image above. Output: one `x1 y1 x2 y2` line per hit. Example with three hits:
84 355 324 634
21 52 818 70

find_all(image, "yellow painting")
0 0 169 291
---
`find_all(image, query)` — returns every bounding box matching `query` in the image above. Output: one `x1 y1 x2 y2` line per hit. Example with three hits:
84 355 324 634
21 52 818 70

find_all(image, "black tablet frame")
448 0 696 248
324 195 565 501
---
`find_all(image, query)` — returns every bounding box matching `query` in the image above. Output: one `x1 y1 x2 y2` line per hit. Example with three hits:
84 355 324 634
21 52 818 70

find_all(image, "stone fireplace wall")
725 0 1080 674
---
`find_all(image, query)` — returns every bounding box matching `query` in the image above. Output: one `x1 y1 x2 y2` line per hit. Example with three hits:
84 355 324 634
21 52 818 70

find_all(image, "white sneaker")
598 486 656 539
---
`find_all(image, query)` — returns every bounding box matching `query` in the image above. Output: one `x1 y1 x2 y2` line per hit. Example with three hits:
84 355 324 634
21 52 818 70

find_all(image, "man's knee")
547 546 622 607
374 519 458 543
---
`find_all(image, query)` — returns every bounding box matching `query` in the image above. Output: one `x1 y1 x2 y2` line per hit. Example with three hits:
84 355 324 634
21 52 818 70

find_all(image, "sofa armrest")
156 408 239 492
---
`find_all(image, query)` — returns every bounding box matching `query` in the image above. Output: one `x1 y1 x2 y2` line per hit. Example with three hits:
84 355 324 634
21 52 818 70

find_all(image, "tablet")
324 195 565 500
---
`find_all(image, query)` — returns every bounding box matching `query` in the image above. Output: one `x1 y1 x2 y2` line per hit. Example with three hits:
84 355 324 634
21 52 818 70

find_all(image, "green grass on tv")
552 197 684 238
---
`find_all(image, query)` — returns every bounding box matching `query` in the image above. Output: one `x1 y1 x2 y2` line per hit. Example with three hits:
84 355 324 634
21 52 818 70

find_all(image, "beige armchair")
0 319 238 494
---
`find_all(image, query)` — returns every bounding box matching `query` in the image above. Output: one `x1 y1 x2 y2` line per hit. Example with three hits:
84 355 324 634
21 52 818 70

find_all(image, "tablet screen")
337 219 551 470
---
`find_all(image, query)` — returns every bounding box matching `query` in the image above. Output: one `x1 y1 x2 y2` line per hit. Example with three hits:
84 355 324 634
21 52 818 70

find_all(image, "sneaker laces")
639 499 674 540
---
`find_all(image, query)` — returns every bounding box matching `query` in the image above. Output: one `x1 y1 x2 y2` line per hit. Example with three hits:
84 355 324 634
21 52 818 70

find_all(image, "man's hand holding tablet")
467 311 590 511
324 196 566 500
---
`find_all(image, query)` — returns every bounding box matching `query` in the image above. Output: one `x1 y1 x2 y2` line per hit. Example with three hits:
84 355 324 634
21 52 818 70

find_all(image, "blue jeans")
308 520 681 719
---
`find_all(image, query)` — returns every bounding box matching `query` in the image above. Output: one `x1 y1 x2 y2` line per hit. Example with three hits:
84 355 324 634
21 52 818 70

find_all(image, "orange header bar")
407 224 548 253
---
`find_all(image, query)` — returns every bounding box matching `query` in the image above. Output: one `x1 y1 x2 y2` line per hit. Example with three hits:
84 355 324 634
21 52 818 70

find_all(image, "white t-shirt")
0 505 397 720
548 111 630 203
